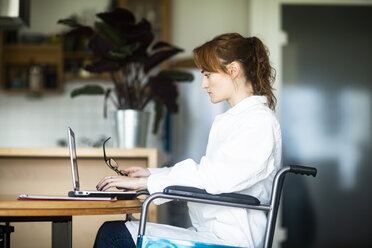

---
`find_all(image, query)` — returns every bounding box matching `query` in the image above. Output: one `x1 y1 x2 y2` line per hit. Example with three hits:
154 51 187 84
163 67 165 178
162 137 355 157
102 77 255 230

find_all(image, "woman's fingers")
101 178 119 191
96 175 148 191
96 176 121 191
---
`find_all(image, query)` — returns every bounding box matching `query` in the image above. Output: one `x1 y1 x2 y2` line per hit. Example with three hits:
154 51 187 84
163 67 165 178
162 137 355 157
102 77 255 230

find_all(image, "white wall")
0 81 117 147
20 0 110 35
171 0 250 58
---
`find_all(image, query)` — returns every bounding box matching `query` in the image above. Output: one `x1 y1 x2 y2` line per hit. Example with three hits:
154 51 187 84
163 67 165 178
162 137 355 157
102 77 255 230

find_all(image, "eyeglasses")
103 137 125 176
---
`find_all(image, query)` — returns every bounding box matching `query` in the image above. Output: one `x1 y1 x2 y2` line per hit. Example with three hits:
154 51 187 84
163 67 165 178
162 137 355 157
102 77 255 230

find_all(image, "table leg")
52 216 72 248
5 223 10 248
0 222 14 248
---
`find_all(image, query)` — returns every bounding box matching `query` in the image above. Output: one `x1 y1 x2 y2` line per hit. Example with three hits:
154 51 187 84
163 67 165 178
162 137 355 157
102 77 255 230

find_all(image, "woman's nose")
201 78 208 89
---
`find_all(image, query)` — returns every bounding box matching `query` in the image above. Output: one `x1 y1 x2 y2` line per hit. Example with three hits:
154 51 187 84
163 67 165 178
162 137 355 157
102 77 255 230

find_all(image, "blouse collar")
226 96 268 115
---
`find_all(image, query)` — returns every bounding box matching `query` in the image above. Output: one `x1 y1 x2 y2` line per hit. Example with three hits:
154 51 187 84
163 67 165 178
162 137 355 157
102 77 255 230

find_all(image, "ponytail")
250 37 277 110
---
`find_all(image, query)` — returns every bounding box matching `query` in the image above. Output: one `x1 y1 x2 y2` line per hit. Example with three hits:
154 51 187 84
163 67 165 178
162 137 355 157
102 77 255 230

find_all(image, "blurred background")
1 0 372 248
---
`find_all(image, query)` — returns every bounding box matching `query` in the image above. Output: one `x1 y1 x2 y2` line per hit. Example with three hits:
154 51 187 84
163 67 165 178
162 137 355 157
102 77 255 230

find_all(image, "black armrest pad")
136 190 150 197
163 185 260 205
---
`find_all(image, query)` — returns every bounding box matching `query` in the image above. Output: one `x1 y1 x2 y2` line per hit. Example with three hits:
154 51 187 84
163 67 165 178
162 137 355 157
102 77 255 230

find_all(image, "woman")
94 33 282 248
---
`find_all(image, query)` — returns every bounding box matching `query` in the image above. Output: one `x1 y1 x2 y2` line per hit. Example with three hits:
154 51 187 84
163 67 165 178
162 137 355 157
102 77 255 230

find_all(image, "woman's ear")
228 61 241 79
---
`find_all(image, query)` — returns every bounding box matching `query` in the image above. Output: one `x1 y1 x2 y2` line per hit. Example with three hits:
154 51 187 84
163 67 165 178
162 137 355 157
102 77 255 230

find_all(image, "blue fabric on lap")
136 235 243 248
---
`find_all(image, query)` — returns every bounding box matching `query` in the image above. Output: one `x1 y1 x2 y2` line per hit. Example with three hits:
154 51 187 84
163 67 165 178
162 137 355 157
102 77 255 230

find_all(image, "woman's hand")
121 167 150 178
96 175 148 191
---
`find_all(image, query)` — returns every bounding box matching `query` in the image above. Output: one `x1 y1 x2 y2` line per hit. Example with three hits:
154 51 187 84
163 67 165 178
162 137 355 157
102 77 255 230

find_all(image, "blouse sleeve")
148 167 171 175
147 114 277 196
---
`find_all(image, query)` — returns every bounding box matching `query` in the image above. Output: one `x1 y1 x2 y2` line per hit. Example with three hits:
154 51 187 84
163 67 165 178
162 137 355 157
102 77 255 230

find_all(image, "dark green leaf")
97 8 136 26
70 85 105 98
57 18 81 28
88 34 115 57
110 19 154 60
159 70 194 82
85 59 120 73
148 75 178 113
107 43 140 59
64 26 94 37
144 48 183 73
95 21 125 47
151 41 173 50
120 43 140 53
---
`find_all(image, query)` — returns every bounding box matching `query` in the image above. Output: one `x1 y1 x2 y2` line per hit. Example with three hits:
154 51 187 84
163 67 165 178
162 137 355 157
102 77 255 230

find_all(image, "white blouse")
126 96 282 248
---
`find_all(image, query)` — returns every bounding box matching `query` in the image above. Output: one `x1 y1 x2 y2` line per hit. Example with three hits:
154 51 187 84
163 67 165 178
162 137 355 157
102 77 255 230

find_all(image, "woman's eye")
204 73 211 79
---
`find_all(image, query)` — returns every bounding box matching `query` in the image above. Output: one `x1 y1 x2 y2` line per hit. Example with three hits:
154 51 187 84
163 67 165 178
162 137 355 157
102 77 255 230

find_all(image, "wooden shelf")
63 50 93 59
1 43 63 93
4 44 63 64
63 72 111 81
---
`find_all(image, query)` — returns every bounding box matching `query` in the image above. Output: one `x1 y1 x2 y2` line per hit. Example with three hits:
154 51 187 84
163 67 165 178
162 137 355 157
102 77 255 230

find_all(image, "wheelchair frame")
137 165 317 248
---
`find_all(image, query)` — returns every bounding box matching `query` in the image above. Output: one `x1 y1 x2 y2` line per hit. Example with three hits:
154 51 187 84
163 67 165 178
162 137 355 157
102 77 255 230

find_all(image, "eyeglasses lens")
108 158 119 169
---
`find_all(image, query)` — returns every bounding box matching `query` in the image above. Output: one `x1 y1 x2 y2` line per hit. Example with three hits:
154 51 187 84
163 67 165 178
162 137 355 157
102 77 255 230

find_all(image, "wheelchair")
136 165 317 248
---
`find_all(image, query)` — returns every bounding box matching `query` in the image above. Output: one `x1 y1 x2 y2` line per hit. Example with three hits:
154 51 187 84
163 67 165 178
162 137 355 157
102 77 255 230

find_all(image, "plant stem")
125 64 135 108
111 70 130 109
139 92 152 110
134 63 142 108
109 95 119 108
110 72 123 107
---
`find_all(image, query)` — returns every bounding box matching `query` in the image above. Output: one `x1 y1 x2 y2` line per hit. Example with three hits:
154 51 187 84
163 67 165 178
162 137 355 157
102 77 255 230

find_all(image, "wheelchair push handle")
289 165 317 177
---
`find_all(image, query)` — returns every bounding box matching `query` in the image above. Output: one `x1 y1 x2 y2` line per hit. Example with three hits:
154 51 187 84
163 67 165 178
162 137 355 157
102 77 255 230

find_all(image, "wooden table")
0 147 159 248
0 197 142 248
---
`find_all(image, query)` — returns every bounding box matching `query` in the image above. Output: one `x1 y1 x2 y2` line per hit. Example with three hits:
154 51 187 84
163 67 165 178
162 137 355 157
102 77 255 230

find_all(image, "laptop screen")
68 127 80 191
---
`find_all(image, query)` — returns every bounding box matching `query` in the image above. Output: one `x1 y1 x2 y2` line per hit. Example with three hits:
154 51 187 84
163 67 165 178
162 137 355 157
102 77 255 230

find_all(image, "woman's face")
201 70 234 104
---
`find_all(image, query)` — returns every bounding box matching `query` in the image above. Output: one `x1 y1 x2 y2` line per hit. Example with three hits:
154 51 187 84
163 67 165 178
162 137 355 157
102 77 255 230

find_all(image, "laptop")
67 127 137 200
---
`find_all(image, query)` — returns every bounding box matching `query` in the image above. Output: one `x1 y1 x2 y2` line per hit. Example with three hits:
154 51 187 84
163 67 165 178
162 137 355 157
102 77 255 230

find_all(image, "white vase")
109 109 150 148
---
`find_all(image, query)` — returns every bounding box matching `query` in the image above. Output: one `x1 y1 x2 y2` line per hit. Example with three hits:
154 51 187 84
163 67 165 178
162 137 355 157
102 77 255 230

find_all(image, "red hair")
193 33 277 110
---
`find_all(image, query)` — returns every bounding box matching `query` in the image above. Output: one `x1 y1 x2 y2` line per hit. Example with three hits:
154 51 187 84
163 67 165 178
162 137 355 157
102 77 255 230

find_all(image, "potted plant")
58 8 193 148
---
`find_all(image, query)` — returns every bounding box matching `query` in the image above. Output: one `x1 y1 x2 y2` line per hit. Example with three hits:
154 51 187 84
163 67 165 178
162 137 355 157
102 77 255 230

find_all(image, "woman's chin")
209 97 216 103
210 98 223 104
